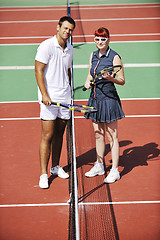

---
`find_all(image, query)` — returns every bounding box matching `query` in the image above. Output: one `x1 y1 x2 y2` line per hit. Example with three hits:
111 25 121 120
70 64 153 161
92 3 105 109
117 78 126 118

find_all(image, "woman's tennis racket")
83 65 122 91
42 101 98 113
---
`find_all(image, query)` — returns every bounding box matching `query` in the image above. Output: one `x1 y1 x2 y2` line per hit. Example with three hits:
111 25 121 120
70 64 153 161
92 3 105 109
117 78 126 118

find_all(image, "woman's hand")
102 71 114 81
102 55 125 86
84 80 92 90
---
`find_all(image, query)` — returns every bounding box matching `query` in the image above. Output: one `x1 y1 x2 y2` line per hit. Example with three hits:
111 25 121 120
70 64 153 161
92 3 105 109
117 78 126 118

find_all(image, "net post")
67 0 71 17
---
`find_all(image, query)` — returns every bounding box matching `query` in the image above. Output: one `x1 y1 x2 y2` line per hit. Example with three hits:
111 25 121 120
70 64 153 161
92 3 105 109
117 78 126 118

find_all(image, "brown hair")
58 16 76 29
95 27 110 38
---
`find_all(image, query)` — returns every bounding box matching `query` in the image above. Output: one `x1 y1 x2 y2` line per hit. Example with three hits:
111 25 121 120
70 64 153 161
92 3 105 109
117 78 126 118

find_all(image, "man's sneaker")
39 174 49 189
104 168 120 183
85 162 105 177
50 165 69 179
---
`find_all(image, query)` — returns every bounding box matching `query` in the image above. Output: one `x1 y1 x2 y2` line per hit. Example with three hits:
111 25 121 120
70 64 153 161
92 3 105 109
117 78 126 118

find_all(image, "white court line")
0 36 51 39
0 4 159 11
0 3 159 9
75 63 160 68
0 17 160 24
0 200 159 208
0 98 159 104
0 63 160 70
79 200 160 206
75 98 160 101
125 115 160 118
0 8 66 12
0 117 40 120
75 115 160 119
0 115 160 121
74 33 160 38
0 33 160 40
0 40 159 46
0 203 68 208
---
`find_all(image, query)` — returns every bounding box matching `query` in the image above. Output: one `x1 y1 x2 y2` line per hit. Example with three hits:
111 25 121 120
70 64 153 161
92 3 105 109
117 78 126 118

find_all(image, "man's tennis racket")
42 101 98 113
83 65 122 91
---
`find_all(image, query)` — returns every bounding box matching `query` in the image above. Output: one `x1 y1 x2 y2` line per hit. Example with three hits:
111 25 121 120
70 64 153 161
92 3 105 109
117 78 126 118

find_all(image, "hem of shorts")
84 115 125 123
40 117 71 121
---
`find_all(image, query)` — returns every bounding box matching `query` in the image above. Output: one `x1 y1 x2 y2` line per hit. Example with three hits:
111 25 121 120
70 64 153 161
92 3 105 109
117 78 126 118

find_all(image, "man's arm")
35 60 51 105
68 68 72 86
84 53 93 89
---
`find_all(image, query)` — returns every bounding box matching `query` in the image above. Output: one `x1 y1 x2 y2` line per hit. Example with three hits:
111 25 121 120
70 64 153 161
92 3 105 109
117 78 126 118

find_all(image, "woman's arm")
103 55 125 86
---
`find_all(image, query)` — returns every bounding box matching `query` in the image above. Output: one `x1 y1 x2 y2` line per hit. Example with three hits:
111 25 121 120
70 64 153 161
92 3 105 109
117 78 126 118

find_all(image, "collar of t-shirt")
53 35 71 52
94 47 111 59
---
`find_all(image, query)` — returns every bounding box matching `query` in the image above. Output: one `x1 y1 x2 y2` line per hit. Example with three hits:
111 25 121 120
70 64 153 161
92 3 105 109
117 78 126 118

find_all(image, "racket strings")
95 65 122 80
72 105 97 113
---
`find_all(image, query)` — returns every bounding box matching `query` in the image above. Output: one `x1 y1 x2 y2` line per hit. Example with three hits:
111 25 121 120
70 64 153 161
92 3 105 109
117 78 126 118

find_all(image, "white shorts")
40 103 71 120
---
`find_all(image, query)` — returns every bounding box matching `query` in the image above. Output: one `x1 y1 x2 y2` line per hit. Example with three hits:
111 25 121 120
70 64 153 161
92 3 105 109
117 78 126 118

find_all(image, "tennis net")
66 112 79 240
67 2 79 239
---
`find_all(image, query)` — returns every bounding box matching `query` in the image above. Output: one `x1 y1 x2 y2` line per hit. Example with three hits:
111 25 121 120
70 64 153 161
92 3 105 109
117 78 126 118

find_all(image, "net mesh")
67 2 78 239
66 116 76 240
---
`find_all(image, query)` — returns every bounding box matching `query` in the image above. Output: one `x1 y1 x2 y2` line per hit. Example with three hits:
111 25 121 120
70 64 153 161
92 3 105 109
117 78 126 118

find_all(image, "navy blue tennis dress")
84 47 125 123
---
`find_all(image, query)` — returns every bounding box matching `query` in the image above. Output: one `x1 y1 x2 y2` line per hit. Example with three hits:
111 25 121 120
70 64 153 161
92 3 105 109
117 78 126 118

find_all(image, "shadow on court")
49 141 160 188
119 142 160 177
76 140 132 169
74 140 160 240
75 140 160 178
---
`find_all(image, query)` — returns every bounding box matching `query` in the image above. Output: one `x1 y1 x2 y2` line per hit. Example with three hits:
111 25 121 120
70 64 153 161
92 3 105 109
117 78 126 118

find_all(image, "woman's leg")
104 120 120 183
85 121 105 177
92 121 106 164
106 120 119 169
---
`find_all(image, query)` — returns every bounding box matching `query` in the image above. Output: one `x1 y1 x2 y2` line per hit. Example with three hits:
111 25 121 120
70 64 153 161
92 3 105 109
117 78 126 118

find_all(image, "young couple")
35 16 125 189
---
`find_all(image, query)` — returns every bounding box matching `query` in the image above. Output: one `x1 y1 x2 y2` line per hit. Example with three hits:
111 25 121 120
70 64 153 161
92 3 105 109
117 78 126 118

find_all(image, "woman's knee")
93 122 105 139
95 130 105 142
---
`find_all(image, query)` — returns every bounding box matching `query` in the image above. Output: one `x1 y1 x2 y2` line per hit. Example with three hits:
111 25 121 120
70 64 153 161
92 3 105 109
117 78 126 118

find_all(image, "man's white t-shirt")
35 35 73 104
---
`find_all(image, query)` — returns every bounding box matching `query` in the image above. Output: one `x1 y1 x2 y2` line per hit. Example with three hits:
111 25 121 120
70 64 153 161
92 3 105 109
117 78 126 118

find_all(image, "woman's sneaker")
50 165 69 179
104 168 120 183
85 162 105 177
39 174 49 189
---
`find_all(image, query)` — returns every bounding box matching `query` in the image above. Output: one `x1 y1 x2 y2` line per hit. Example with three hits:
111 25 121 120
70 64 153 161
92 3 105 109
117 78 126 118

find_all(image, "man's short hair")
58 16 76 29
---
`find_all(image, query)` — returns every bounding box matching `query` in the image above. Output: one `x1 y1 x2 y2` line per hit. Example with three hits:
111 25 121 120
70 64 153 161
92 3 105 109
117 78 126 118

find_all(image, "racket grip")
82 86 87 91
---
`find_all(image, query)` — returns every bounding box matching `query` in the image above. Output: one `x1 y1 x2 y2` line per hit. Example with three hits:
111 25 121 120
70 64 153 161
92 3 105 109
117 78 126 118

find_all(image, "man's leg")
39 120 55 175
49 118 69 179
51 118 67 167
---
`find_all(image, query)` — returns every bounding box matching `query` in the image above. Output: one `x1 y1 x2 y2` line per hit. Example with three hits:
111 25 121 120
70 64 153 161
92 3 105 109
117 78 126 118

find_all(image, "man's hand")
42 93 51 105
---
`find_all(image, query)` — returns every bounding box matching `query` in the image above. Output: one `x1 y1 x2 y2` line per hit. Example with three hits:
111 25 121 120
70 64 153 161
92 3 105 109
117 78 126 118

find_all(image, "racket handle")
82 86 87 91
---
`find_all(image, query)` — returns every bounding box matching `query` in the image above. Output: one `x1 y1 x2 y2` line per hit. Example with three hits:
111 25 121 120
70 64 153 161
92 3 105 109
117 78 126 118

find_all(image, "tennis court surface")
0 0 160 239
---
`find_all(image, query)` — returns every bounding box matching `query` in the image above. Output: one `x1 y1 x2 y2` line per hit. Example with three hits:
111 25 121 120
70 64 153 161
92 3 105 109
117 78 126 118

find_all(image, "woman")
84 27 125 183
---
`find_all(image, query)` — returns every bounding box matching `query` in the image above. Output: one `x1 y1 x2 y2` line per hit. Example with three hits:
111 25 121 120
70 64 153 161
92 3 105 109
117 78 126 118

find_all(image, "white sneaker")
85 162 105 177
50 165 69 179
39 174 49 189
104 168 120 183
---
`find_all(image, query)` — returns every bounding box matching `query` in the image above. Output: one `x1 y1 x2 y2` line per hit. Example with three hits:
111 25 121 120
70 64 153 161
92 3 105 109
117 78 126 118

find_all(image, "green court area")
0 0 159 7
0 42 160 101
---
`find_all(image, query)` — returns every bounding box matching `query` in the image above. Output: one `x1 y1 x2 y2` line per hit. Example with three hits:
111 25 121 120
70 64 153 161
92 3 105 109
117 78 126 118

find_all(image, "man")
35 16 76 189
